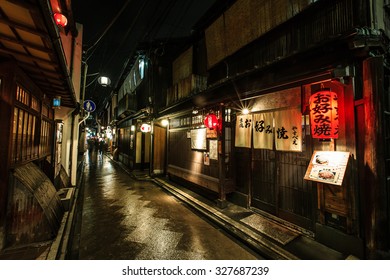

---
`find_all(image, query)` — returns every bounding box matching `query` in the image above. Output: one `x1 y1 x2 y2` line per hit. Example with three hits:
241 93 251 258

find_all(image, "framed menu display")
209 140 218 160
304 151 350 186
190 128 207 150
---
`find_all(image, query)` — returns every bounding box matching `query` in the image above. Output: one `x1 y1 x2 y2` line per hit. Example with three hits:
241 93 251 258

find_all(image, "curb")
153 178 299 260
46 160 85 260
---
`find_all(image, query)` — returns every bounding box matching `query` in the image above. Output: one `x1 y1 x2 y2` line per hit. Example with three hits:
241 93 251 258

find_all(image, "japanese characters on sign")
274 107 302 152
235 107 302 152
304 151 350 186
235 114 252 148
190 128 207 150
253 112 273 150
309 89 339 139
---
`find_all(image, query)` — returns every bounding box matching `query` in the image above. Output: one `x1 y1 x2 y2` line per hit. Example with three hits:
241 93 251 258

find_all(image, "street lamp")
98 76 111 87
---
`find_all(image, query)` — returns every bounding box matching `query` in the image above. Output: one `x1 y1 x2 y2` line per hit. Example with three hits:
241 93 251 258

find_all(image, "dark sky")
71 0 219 112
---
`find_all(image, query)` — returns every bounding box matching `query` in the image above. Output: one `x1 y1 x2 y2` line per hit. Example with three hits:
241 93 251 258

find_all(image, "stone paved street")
72 152 262 260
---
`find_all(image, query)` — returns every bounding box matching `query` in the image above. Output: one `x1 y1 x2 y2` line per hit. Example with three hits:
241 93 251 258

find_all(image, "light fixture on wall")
52 96 61 108
161 119 169 127
54 13 68 27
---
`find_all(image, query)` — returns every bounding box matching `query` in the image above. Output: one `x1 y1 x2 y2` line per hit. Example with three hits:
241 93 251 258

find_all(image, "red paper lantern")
140 123 151 133
309 89 338 139
54 13 68 27
204 114 219 130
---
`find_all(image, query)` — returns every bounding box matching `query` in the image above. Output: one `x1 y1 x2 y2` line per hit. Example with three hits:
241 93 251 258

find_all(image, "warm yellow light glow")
161 119 169 127
242 108 249 115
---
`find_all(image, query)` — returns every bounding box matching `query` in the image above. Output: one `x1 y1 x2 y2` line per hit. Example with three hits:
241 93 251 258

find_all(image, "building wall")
0 62 58 249
159 0 389 258
61 115 73 179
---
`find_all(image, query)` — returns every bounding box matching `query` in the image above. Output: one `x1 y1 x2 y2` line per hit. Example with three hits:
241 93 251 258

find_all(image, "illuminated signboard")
309 89 339 139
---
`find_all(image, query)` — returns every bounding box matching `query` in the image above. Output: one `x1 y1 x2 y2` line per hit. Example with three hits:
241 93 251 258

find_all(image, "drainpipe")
69 111 75 185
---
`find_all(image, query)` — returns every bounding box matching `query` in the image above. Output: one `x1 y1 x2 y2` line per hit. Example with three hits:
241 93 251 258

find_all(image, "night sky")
72 0 219 112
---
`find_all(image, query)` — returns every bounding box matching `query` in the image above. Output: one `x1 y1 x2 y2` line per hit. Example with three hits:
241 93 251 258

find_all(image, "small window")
16 85 30 106
31 96 40 112
42 104 49 117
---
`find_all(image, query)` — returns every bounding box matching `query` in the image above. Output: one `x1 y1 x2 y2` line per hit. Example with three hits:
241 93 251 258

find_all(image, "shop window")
31 96 40 112
192 114 203 126
42 104 49 117
12 107 38 164
225 108 231 123
40 119 52 157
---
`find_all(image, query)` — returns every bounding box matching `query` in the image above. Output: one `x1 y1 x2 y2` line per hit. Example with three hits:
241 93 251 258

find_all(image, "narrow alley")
69 151 263 260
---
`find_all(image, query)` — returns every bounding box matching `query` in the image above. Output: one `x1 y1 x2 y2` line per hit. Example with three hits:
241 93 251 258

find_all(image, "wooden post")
362 56 388 258
0 62 16 249
217 104 227 208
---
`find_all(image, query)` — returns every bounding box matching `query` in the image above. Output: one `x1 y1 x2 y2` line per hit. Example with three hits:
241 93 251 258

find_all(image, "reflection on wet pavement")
76 152 261 260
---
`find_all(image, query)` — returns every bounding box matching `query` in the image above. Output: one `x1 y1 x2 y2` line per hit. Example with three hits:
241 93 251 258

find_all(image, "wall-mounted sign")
53 96 61 108
309 89 339 139
140 123 151 133
204 152 210 165
238 107 302 151
206 128 218 139
190 128 207 150
304 151 350 186
274 107 302 152
235 114 252 148
56 122 63 143
253 112 273 150
209 140 218 160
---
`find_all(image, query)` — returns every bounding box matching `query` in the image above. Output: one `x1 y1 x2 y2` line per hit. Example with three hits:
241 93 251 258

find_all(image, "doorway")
251 116 316 231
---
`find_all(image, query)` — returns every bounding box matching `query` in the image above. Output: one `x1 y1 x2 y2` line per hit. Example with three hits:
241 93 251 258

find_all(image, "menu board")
209 140 218 160
190 128 207 150
304 151 350 186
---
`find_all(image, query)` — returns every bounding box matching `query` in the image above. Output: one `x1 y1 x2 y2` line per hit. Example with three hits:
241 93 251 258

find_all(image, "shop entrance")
251 118 316 231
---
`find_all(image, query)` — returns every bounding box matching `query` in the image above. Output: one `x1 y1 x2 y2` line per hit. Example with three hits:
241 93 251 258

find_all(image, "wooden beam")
0 17 49 40
0 34 53 54
0 46 55 65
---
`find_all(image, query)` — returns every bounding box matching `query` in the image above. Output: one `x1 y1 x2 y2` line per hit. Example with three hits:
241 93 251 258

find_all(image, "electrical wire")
103 1 148 70
85 0 132 61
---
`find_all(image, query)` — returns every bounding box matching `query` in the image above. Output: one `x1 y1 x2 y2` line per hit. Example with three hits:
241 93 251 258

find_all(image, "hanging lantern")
309 89 339 139
204 113 219 130
140 123 151 133
54 13 68 27
98 76 111 87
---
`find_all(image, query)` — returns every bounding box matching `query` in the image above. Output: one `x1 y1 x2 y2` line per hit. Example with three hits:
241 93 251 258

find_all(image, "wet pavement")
0 151 348 260
70 151 262 260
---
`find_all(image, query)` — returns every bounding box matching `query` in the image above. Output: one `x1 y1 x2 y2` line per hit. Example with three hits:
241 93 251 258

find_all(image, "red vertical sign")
309 89 338 139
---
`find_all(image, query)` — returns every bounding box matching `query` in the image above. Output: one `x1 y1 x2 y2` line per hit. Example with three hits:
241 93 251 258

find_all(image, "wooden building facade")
160 0 390 259
107 0 389 258
0 0 82 251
